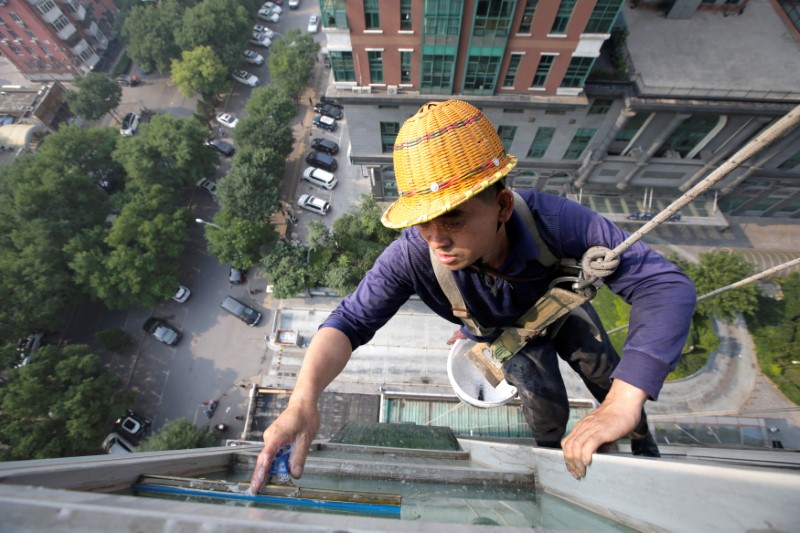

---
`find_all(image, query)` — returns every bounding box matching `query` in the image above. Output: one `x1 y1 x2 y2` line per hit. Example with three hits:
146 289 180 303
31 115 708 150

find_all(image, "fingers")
561 432 596 480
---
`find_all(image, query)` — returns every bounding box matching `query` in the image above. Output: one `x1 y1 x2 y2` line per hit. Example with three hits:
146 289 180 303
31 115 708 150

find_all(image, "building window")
473 0 514 36
777 0 800 33
9 12 22 24
364 0 380 30
777 150 800 170
497 125 517 152
423 0 463 35
563 128 596 159
367 50 383 83
37 0 58 15
400 0 412 30
9 45 22 56
531 54 555 87
78 45 96 62
421 53 456 92
52 15 70 32
518 0 538 33
585 0 623 34
0 32 5 40
400 50 412 83
380 122 400 153
656 114 719 158
527 127 555 158
463 54 500 94
551 0 576 34
502 53 522 87
330 51 356 82
588 98 613 115
8 30 19 40
614 113 648 144
561 56 595 88
25 30 36 39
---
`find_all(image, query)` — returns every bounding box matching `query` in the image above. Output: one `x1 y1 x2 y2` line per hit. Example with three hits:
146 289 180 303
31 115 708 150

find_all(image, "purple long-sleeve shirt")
322 189 696 400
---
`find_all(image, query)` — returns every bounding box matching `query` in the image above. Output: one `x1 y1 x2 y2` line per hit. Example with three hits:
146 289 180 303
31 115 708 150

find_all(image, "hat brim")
381 154 517 229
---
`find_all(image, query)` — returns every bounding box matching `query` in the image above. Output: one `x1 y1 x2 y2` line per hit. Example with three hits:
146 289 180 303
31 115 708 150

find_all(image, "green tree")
0 344 132 460
171 45 229 98
137 418 219 451
121 0 185 73
65 73 123 121
217 146 283 220
688 250 759 321
176 0 250 69
113 114 216 192
268 28 320 99
260 241 313 298
232 85 296 155
203 207 276 269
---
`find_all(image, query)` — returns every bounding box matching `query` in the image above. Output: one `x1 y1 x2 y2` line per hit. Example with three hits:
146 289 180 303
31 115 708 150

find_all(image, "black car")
205 138 235 157
319 96 343 109
313 102 343 120
305 151 338 172
113 409 151 444
142 317 181 346
310 137 339 156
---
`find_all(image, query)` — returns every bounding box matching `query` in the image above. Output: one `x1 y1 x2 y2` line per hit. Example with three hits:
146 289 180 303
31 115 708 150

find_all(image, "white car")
262 2 282 15
197 178 218 199
173 284 191 303
216 112 239 129
307 15 319 33
243 49 264 65
120 112 140 137
253 25 276 40
232 70 259 87
250 31 272 47
297 194 330 215
257 7 279 23
288 0 300 8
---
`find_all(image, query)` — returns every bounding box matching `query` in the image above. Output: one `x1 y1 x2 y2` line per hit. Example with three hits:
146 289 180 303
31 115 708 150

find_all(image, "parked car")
120 112 140 137
262 1 282 14
102 432 134 454
307 14 319 33
243 49 264 65
232 70 259 87
253 25 276 40
216 112 239 129
626 211 642 220
113 409 151 445
298 194 330 215
288 0 300 9
15 332 43 368
313 102 343 120
319 96 343 109
173 284 191 303
229 266 246 285
250 31 272 47
220 296 262 326
313 114 337 132
668 213 682 222
197 178 218 199
302 167 337 190
257 7 279 22
310 137 339 155
205 138 235 157
305 151 338 172
142 317 181 346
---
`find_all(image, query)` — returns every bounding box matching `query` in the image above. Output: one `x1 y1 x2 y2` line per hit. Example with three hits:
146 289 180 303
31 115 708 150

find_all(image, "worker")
250 100 695 490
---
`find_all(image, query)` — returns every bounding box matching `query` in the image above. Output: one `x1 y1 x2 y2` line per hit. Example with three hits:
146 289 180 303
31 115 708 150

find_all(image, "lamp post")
195 218 222 230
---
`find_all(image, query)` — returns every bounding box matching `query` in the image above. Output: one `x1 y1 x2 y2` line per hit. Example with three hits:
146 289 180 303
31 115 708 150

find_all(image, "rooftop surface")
623 0 800 99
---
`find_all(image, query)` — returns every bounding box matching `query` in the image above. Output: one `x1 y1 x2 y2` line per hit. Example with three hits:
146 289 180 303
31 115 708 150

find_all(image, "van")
305 151 338 172
302 167 338 190
220 296 262 326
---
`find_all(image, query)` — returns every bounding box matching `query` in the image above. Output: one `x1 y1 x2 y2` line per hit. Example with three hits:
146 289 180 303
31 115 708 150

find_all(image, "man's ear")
497 189 515 222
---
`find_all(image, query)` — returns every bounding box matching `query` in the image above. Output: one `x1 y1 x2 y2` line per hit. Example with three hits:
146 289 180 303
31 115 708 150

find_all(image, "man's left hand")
560 380 648 480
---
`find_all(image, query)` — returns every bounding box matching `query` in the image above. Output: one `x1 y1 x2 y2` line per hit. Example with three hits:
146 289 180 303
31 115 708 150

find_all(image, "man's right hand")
249 399 320 494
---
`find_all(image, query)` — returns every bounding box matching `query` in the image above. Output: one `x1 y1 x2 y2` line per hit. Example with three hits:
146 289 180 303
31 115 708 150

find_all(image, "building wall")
0 0 117 81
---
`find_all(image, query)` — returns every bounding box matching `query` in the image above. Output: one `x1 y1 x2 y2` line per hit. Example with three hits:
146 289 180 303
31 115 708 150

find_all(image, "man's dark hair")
477 179 506 203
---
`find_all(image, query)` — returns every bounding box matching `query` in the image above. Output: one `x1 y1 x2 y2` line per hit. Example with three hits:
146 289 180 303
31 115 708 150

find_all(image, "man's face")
416 189 509 271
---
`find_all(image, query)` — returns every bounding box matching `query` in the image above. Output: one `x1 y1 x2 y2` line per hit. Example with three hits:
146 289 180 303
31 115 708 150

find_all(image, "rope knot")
582 246 619 279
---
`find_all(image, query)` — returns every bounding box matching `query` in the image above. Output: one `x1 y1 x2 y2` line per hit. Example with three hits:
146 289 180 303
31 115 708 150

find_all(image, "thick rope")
583 104 800 279
607 256 800 334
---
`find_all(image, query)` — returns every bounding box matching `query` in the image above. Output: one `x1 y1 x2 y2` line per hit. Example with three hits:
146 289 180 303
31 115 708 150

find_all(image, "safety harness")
430 192 596 386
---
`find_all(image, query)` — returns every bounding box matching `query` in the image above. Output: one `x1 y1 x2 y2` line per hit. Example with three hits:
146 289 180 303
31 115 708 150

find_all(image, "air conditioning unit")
361 85 371 94
387 85 398 95
352 86 362 94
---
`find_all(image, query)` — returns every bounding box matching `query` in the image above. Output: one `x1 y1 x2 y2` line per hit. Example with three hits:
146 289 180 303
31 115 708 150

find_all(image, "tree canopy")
232 86 296 155
121 0 186 73
137 418 219 451
204 207 276 269
217 145 284 220
268 28 320 99
65 73 123 121
176 0 250 70
0 344 132 460
679 250 759 321
171 45 229 98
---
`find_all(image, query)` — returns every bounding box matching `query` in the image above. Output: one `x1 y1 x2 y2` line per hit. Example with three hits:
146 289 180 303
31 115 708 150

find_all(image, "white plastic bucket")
447 339 518 408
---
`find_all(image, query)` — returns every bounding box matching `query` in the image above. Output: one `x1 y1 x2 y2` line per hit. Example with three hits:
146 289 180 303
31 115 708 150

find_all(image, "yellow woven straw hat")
381 100 517 229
